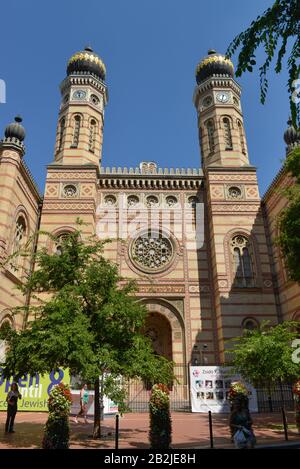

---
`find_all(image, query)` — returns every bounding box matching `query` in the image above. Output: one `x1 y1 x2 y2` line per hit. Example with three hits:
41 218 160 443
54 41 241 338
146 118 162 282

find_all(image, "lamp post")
200 344 208 365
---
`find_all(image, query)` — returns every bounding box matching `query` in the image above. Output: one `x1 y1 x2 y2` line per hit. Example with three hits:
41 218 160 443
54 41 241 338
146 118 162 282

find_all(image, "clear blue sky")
0 0 291 194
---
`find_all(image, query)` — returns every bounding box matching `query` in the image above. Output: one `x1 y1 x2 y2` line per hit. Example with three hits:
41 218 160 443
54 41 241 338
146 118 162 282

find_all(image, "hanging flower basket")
292 381 300 434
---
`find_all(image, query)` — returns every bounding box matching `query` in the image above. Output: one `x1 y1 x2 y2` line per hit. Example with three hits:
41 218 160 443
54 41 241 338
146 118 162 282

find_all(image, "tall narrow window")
89 119 97 152
72 115 81 148
238 121 246 154
230 235 254 287
206 119 215 154
12 216 26 268
223 117 233 150
54 233 70 256
58 118 65 151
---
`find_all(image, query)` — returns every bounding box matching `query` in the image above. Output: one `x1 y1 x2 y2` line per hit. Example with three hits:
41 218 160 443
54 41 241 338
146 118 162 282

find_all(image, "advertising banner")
0 367 70 412
190 366 258 413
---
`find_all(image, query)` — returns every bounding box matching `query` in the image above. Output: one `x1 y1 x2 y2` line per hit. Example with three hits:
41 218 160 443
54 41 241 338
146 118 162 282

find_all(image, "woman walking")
5 382 22 433
75 384 89 424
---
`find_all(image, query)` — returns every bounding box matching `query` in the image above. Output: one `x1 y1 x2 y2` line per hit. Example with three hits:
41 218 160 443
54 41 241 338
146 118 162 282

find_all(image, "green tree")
0 227 173 438
226 0 300 127
278 147 300 282
229 321 300 400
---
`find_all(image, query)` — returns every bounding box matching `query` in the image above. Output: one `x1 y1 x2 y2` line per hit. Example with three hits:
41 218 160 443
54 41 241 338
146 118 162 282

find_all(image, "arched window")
223 117 233 150
238 121 246 154
11 216 26 267
58 118 65 151
230 235 255 287
242 318 259 332
89 119 97 152
54 233 70 256
72 115 81 148
206 119 215 154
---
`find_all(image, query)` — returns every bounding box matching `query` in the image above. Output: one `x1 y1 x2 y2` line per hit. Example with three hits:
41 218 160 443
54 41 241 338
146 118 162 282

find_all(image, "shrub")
149 384 172 449
42 383 72 449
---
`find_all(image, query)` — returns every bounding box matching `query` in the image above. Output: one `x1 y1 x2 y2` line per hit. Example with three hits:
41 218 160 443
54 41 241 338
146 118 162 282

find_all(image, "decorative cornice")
20 159 42 201
60 75 108 103
262 164 286 202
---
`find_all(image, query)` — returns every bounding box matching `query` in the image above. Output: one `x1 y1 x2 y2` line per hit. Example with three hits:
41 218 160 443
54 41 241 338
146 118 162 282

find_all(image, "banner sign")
190 366 258 413
0 367 70 412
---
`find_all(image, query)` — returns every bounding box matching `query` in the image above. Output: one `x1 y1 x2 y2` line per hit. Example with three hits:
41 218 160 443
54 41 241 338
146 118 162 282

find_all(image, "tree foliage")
0 227 173 438
226 0 300 127
229 321 300 387
278 147 300 282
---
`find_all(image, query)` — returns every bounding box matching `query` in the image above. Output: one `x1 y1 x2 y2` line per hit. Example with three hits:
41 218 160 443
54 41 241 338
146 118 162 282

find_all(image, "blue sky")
0 0 291 194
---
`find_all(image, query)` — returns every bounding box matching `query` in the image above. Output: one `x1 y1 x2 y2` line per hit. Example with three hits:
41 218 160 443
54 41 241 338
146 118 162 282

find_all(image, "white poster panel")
190 366 258 413
71 390 118 416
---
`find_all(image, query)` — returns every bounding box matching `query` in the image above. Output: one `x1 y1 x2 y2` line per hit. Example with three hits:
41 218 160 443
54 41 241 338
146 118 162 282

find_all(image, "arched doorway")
144 312 172 361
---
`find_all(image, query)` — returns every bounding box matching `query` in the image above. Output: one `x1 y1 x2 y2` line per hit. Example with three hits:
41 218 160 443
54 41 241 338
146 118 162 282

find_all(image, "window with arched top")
223 117 233 150
89 119 97 152
237 121 246 154
11 216 26 268
71 115 81 148
230 235 255 287
58 117 65 151
206 119 215 154
242 317 259 332
54 233 70 256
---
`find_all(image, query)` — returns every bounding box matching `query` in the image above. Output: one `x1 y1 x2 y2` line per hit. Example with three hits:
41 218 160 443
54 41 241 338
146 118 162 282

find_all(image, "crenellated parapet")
98 165 203 190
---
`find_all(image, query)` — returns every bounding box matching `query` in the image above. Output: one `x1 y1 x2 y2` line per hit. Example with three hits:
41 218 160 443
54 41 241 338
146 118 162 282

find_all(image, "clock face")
216 91 230 103
72 90 87 100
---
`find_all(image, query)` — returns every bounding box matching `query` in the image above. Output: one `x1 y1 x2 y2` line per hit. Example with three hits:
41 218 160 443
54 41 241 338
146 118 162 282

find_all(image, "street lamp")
200 344 208 365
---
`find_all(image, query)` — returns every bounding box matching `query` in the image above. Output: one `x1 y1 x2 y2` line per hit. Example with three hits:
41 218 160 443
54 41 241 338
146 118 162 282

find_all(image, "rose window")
127 195 139 207
166 196 177 207
104 195 117 206
63 184 78 198
131 232 174 272
146 195 159 207
228 186 242 199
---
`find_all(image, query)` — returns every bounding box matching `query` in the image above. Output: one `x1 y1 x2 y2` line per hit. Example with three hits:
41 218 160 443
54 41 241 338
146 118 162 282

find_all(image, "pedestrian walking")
5 382 22 433
75 384 89 424
230 400 256 448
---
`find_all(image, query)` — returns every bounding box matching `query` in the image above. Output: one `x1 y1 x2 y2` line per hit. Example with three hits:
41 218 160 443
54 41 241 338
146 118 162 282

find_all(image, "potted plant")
42 383 72 449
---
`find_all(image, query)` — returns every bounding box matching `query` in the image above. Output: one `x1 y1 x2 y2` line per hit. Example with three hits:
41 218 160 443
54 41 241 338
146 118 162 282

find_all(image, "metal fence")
256 384 294 412
125 364 295 413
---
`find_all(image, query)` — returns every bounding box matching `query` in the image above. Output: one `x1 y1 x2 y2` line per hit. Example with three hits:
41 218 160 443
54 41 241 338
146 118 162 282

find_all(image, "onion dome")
67 46 106 81
4 116 26 142
284 118 300 145
195 49 234 85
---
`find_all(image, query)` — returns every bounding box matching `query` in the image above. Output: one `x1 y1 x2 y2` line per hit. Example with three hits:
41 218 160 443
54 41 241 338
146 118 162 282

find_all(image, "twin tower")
54 46 249 170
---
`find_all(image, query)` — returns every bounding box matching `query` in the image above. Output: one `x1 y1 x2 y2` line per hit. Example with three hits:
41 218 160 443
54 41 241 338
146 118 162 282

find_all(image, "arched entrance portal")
144 312 172 361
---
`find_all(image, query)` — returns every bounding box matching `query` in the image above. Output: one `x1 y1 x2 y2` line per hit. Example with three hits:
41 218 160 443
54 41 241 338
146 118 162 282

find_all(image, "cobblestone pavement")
0 411 299 449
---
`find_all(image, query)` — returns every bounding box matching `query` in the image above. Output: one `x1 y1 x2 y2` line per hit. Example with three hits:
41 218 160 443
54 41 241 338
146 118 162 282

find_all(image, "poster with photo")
190 366 258 413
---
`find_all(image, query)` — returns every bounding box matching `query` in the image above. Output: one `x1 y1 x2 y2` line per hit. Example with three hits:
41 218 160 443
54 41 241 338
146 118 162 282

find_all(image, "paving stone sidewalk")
0 411 299 449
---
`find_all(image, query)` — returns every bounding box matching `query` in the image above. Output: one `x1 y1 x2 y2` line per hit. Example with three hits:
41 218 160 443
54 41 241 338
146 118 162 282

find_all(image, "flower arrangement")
293 381 300 398
292 380 300 434
228 381 249 404
48 383 72 415
149 384 172 449
42 383 72 449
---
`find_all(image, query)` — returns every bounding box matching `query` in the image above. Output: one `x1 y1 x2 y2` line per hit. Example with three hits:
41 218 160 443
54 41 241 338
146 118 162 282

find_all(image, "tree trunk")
100 374 105 423
93 377 101 438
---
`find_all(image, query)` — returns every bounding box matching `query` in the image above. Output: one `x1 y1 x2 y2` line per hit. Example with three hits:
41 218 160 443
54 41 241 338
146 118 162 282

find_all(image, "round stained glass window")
130 232 174 273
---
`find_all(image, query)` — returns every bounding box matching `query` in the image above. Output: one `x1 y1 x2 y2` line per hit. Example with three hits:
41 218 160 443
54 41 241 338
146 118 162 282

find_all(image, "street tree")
0 227 173 438
226 0 300 127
